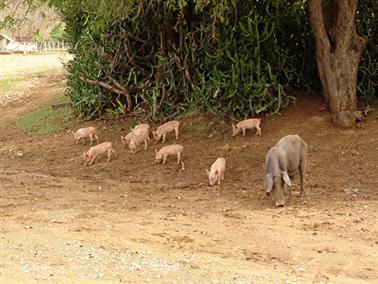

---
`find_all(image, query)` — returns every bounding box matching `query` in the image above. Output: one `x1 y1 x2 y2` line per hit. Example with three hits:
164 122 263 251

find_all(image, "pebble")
344 187 359 195
15 150 24 157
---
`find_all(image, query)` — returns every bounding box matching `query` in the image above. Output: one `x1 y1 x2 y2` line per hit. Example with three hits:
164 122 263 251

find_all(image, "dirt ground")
0 69 378 283
0 53 71 79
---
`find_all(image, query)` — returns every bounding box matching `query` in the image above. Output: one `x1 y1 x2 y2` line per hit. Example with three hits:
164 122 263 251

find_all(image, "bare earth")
0 53 71 79
0 67 377 283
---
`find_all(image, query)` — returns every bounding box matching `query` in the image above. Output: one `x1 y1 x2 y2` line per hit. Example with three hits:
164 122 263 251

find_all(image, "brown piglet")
83 142 116 166
232 118 261 137
155 144 184 165
153 120 180 143
71 127 99 146
206 157 226 185
128 128 150 152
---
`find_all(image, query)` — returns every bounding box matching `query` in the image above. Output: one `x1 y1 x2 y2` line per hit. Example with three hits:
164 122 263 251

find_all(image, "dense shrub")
357 0 378 103
48 0 376 118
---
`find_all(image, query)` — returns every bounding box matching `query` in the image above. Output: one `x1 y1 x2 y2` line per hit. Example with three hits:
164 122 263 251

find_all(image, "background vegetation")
4 0 375 119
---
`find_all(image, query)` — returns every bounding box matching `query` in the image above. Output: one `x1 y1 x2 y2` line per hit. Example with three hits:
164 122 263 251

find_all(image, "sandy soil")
0 71 377 284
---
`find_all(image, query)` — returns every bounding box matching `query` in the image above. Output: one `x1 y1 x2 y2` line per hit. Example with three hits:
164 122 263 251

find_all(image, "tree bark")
308 0 368 113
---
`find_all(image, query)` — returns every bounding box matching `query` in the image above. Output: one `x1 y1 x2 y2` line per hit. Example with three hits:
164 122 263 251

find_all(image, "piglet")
131 123 150 132
120 132 133 148
232 118 261 137
121 127 150 149
128 128 150 152
206 157 226 185
71 127 99 146
155 144 184 164
153 120 180 143
83 142 116 166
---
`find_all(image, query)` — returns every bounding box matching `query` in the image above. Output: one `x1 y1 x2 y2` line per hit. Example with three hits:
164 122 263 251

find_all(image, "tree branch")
308 0 331 54
80 76 132 112
108 76 133 111
334 0 359 50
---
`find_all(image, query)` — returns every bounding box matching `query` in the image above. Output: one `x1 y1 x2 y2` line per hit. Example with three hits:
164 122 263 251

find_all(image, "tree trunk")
308 0 368 113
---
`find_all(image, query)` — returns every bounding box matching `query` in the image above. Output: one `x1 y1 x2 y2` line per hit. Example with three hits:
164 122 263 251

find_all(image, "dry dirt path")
0 71 377 283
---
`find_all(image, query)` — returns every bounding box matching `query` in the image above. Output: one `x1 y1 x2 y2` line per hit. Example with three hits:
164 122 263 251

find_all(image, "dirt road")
0 71 377 283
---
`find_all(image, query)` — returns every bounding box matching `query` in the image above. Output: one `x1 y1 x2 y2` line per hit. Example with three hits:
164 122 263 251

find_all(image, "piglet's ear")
155 149 158 154
264 173 273 193
214 170 219 175
281 171 292 187
205 169 210 175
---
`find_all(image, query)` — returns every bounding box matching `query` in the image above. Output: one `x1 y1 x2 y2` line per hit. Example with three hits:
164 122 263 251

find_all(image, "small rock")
15 150 24 157
344 187 359 195
332 111 361 128
24 225 32 229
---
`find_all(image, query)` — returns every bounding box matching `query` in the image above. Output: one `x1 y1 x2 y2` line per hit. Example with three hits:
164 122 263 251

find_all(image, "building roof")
0 34 14 42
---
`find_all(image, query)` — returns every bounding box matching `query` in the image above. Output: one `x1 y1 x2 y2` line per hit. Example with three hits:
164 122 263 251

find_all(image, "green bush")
357 0 378 102
50 0 376 119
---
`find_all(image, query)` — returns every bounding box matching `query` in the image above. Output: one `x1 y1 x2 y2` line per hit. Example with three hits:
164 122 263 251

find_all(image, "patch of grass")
17 105 79 135
0 77 27 95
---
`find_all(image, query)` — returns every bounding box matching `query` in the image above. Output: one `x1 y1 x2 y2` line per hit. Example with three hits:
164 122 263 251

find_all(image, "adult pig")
263 135 308 207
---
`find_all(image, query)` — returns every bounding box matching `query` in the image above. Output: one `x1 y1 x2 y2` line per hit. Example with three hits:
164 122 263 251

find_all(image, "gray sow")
263 135 308 207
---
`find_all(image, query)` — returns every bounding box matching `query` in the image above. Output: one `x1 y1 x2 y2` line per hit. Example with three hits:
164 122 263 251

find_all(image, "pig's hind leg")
256 125 262 136
107 149 112 162
89 135 93 146
176 152 182 164
175 127 179 140
144 139 148 151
